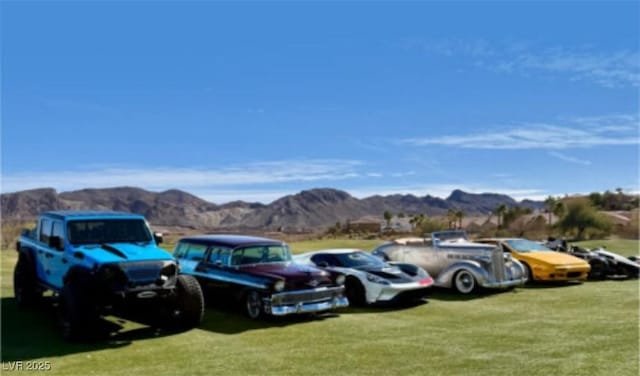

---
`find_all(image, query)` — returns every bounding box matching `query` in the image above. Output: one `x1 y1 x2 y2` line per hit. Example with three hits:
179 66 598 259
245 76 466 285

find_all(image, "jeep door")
46 220 70 288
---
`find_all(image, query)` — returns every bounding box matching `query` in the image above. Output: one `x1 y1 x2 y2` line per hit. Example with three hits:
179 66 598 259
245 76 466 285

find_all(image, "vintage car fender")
434 260 491 289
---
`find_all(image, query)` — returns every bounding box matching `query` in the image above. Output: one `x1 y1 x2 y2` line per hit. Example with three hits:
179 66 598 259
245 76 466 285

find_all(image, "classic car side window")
184 243 207 261
208 247 232 265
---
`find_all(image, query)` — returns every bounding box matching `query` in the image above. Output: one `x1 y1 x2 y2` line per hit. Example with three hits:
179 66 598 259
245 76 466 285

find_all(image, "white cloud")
407 39 640 88
400 114 639 150
0 159 364 194
548 151 592 166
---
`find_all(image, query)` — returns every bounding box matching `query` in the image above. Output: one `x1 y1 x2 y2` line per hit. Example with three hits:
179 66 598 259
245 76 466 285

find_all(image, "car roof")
178 234 285 248
42 210 145 220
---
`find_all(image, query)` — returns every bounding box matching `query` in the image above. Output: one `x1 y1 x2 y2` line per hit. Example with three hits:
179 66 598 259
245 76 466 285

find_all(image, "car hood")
74 242 173 264
237 262 331 282
353 264 416 282
520 251 588 267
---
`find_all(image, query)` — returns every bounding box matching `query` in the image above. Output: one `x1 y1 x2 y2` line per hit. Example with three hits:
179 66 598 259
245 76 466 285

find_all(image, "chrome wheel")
245 291 262 319
454 270 476 294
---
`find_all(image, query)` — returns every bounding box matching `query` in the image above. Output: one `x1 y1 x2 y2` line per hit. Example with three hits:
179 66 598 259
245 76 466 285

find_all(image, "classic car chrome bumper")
479 277 527 289
265 286 349 316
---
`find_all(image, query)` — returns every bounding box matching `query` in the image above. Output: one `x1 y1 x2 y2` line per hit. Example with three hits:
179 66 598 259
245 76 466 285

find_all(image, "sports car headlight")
274 280 285 292
366 273 390 285
335 275 346 285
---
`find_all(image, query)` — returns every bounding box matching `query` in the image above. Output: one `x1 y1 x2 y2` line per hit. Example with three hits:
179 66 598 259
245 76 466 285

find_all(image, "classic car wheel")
245 290 263 319
345 277 366 306
453 270 476 294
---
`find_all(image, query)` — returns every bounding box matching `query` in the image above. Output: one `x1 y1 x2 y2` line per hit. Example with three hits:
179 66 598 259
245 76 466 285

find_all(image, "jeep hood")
75 243 173 264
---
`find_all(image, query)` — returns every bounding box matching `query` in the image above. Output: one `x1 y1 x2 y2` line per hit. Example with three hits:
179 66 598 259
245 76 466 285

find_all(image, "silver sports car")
295 249 434 305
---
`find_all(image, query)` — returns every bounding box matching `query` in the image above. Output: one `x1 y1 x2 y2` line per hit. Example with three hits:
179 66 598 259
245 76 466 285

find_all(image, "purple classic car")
174 235 348 319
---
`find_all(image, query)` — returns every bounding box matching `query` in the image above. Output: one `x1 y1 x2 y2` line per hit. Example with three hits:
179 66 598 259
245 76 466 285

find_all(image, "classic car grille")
491 248 506 281
272 288 338 305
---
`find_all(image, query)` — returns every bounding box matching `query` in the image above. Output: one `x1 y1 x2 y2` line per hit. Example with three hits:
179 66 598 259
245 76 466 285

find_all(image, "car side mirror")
21 228 30 237
317 261 329 268
154 232 163 244
49 236 64 251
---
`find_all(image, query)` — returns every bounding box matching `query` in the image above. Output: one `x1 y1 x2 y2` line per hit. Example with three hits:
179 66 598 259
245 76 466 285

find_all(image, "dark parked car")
546 239 640 279
174 235 349 319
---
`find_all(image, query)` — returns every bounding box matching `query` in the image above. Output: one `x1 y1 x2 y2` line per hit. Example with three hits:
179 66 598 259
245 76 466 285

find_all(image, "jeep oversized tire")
14 253 41 308
166 275 205 329
59 278 99 341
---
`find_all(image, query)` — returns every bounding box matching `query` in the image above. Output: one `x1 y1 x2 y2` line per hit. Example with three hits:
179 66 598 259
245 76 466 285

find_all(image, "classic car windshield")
334 251 386 268
432 231 468 242
505 239 552 253
67 219 153 245
231 245 292 265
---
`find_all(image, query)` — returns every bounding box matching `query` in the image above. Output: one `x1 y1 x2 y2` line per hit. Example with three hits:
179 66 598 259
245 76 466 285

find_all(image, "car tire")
59 278 98 342
522 263 534 283
453 270 476 294
345 277 366 306
169 275 205 328
14 253 41 308
588 260 607 280
244 290 263 319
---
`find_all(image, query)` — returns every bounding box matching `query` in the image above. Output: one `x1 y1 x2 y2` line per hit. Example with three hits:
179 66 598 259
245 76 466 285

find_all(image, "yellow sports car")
477 238 590 282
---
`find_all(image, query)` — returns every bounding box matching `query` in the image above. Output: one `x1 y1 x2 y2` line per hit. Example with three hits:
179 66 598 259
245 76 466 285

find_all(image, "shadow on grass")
520 280 585 289
425 287 518 301
1 297 188 362
339 299 428 315
198 298 341 335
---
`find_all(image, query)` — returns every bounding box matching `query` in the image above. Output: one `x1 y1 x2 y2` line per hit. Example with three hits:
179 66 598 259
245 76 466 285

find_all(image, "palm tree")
494 204 507 228
447 209 457 229
383 210 393 228
544 196 556 225
455 210 464 229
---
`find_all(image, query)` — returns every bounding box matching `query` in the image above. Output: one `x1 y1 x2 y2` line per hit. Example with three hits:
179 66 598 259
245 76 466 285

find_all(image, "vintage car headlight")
366 273 390 285
274 280 285 292
335 274 346 285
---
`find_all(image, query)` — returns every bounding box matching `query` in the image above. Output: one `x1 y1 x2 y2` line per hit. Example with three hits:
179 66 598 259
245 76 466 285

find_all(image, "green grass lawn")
1 239 638 375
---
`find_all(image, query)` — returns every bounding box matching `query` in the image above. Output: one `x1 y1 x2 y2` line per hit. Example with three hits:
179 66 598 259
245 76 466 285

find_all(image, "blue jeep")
14 211 204 340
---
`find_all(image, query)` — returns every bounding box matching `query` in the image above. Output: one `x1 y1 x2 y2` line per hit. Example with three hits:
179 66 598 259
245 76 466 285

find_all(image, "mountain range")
0 187 544 231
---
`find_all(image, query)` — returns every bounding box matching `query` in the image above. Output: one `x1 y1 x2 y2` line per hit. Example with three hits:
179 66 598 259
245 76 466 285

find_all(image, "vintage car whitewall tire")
453 270 476 294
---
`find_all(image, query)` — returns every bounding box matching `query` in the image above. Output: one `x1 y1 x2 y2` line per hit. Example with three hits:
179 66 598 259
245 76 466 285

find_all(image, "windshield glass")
432 231 468 241
67 219 152 245
334 251 386 268
231 245 292 265
505 239 552 253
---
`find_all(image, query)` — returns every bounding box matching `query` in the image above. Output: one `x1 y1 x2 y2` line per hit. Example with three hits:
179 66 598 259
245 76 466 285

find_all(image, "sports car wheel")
345 277 366 306
522 263 534 283
453 270 476 294
245 290 263 319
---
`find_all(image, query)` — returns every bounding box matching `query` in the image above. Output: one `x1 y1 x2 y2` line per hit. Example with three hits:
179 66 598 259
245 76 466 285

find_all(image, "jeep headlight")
99 265 125 283
160 263 177 278
274 280 285 292
336 274 346 285
366 273 390 285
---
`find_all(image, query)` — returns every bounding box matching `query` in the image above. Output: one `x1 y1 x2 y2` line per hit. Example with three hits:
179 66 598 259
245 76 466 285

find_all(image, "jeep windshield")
67 219 153 245
231 245 292 265
505 239 552 253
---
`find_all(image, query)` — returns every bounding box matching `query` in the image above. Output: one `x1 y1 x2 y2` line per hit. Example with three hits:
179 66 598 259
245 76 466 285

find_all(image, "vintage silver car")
371 231 527 294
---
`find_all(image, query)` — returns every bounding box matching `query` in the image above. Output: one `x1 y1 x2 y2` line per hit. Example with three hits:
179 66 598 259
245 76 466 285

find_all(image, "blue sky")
2 1 639 203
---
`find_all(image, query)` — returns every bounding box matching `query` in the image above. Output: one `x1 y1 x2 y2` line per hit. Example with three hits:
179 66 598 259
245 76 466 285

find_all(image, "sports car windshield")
67 219 152 245
505 239 552 253
231 245 292 265
335 252 386 268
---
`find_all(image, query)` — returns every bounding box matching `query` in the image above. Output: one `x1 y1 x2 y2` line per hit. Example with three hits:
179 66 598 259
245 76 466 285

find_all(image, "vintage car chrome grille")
491 247 506 281
272 287 339 306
